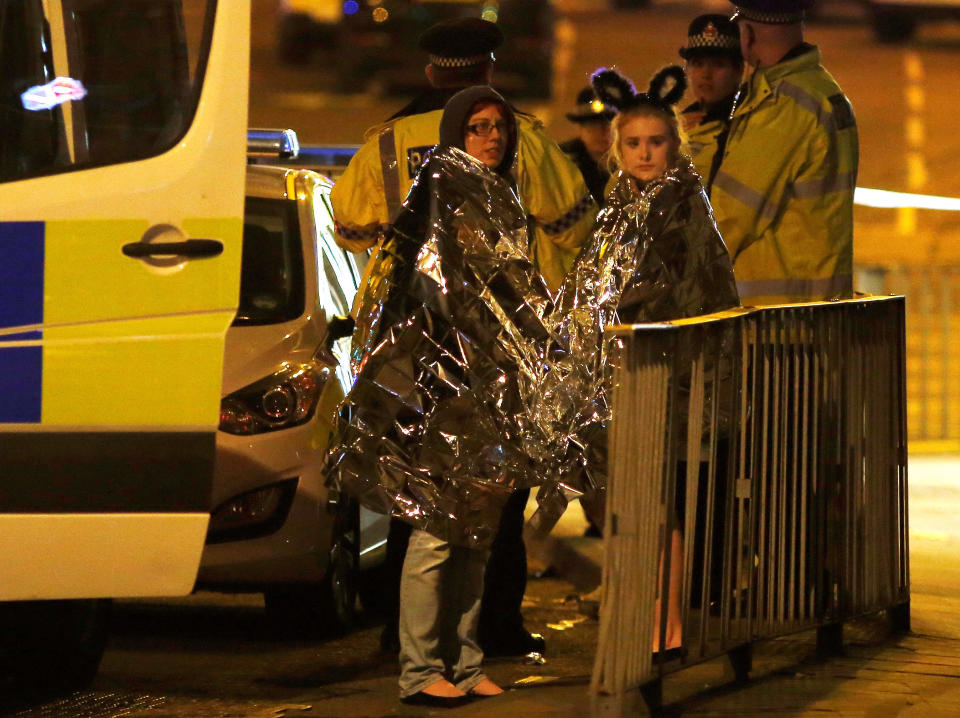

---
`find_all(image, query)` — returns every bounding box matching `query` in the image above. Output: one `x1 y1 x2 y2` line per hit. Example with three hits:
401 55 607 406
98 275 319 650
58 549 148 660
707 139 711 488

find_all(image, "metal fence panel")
592 296 909 701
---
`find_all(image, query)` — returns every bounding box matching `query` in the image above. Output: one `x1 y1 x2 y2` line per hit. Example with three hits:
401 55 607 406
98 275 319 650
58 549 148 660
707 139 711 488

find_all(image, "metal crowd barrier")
858 265 960 445
592 296 909 714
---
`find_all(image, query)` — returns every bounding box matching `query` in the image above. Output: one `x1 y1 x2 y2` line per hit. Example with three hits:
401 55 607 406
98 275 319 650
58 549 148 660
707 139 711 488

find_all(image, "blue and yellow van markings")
0 221 44 329
1 217 242 426
0 222 43 422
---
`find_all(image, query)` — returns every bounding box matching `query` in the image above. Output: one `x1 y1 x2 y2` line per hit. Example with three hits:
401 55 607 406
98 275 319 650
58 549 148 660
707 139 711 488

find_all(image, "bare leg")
653 528 684 651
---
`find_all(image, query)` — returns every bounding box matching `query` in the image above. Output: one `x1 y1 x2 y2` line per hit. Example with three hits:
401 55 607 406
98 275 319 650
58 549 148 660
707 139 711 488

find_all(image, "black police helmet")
729 0 814 24
566 87 617 123
679 14 742 62
418 18 504 68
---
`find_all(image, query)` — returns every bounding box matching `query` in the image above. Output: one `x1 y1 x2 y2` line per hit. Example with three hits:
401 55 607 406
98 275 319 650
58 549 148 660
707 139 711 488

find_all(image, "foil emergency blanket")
530 158 740 527
325 146 556 548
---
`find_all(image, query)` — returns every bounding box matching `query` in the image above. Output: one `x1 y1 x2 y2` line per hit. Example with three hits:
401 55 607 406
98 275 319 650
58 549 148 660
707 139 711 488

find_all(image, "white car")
197 131 388 634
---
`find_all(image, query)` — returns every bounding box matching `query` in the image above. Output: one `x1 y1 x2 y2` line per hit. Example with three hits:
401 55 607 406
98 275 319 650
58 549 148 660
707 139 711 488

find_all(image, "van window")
236 198 306 326
0 0 216 183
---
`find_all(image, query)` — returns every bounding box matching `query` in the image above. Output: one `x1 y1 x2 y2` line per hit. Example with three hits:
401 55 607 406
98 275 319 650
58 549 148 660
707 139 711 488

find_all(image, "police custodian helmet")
679 14 741 61
729 0 814 24
418 18 504 68
566 87 617 123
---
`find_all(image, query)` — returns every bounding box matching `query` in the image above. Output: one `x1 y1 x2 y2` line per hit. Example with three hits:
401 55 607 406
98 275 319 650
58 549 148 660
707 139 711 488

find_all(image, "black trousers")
380 488 530 648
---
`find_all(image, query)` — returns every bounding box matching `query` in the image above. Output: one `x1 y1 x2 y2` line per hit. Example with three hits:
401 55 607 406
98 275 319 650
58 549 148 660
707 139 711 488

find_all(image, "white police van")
0 0 248 693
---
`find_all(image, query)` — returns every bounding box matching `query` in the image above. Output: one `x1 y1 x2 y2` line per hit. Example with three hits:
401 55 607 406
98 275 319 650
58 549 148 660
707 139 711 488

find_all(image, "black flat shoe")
651 647 686 664
400 692 469 708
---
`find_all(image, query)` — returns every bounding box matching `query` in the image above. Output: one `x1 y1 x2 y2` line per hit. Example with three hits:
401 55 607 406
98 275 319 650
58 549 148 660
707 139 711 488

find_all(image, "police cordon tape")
855 187 960 211
265 145 960 213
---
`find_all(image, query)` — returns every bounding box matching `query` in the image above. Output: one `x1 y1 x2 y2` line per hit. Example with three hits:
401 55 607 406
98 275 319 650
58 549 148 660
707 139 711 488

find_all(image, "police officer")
708 0 858 306
560 87 615 205
333 17 593 659
678 14 743 187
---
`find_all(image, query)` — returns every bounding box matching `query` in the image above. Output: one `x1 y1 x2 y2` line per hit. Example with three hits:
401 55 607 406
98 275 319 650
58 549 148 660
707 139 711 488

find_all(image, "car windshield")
234 197 305 326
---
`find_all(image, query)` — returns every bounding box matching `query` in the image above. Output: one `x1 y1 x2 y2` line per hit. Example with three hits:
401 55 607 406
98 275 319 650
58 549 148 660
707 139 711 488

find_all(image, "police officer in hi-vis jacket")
331 18 594 294
677 14 743 189
709 0 858 306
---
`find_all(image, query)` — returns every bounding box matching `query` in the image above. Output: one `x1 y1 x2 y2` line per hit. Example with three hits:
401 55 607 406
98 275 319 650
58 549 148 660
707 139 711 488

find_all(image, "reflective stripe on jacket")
330 109 594 293
709 47 858 306
330 109 444 253
682 114 725 184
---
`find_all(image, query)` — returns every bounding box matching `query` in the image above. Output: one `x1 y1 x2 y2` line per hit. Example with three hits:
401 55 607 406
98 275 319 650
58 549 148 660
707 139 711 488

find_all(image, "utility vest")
331 110 595 293
708 47 859 306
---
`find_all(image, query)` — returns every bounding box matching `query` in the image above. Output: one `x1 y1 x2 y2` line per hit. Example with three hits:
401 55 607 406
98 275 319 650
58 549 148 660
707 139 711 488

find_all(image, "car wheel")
357 561 391 619
872 8 916 42
263 497 360 636
277 13 314 65
0 599 110 698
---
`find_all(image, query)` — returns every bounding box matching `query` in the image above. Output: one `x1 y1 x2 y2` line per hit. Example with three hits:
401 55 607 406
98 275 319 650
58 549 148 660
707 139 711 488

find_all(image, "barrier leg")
639 678 662 714
887 601 911 633
725 643 752 682
816 622 844 657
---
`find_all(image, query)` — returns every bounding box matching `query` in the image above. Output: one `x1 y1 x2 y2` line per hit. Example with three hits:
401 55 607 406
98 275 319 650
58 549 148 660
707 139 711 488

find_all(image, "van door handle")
122 239 224 259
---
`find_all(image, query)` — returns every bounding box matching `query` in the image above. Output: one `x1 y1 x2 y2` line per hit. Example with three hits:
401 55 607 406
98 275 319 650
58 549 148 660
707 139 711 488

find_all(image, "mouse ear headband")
591 65 687 113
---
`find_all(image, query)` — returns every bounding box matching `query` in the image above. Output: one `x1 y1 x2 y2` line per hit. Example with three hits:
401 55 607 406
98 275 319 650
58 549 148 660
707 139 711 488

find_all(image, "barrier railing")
592 296 909 714
858 265 960 445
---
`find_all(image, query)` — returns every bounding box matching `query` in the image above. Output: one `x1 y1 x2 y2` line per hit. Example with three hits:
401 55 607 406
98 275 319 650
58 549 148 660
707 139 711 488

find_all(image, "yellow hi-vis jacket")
678 96 736 186
330 108 595 293
682 114 725 184
708 46 858 306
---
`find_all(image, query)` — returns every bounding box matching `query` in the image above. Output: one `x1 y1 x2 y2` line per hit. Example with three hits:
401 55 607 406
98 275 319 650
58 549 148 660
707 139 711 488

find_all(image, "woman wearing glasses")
327 85 555 708
439 85 517 178
393 86 520 706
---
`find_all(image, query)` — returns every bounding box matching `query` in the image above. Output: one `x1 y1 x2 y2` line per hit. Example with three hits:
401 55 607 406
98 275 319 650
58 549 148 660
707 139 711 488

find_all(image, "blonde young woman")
539 66 740 658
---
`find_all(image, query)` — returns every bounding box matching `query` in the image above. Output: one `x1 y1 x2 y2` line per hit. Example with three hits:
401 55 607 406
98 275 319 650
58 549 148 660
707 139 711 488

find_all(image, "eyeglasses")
465 120 509 137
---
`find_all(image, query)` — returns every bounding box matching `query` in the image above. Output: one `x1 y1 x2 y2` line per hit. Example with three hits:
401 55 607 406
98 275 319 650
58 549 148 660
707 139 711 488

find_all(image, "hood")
221 315 324 396
438 85 518 175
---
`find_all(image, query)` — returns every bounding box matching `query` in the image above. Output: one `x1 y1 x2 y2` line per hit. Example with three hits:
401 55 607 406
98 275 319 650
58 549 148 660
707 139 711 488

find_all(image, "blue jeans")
398 529 490 697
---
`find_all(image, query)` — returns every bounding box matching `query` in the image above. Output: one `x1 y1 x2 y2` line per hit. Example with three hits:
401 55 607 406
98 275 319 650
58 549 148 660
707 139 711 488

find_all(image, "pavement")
442 453 960 717
11 456 957 718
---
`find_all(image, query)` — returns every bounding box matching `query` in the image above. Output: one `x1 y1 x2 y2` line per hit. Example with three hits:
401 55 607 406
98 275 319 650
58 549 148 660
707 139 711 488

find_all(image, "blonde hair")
604 104 681 174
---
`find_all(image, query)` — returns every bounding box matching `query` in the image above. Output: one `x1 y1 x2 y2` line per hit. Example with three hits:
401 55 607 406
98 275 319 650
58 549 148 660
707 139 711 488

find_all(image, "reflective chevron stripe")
539 193 595 235
712 171 780 220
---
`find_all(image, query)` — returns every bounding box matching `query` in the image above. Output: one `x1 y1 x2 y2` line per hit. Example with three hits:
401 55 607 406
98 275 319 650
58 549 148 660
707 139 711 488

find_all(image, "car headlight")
219 362 330 435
